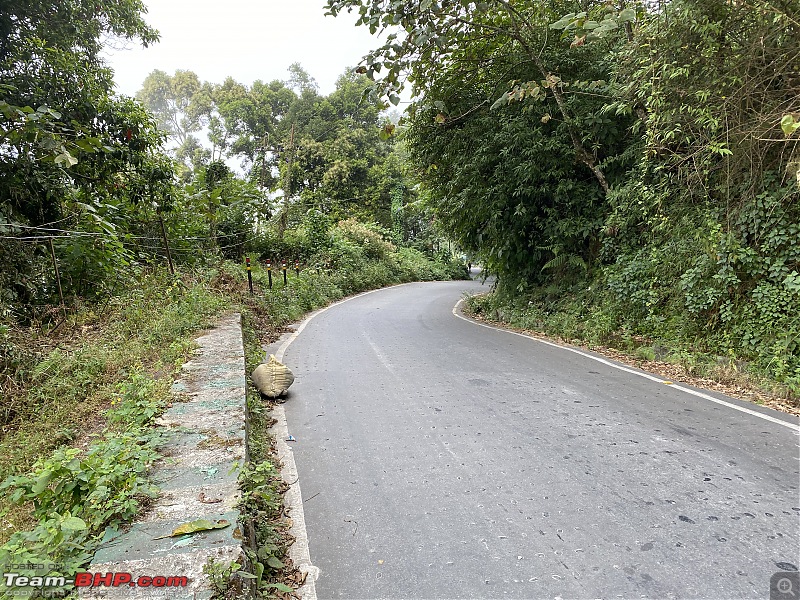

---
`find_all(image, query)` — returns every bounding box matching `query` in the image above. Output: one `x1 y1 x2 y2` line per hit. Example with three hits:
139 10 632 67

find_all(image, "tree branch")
493 1 610 193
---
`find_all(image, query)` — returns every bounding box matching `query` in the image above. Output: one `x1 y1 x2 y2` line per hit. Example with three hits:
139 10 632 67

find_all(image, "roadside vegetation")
327 0 800 405
2 0 797 596
1 1 464 596
0 236 463 597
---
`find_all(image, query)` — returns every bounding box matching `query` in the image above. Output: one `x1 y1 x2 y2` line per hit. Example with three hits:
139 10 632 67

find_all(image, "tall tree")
286 71 397 225
136 69 202 146
1 0 159 224
324 0 638 288
0 0 177 310
407 19 635 290
287 62 319 95
324 0 637 194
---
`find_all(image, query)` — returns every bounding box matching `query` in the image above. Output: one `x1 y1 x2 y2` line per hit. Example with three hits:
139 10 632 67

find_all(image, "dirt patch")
197 433 244 450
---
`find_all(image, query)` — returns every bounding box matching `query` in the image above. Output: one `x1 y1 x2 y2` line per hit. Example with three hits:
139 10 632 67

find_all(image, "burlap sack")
251 354 295 398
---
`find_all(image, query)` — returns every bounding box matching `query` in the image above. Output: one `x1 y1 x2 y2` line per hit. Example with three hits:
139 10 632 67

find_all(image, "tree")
172 74 297 172
286 71 397 226
1 0 159 222
174 135 211 176
324 1 637 289
405 36 635 291
327 0 800 389
136 69 202 146
137 64 408 236
204 77 276 166
287 63 319 95
0 0 177 312
324 0 638 194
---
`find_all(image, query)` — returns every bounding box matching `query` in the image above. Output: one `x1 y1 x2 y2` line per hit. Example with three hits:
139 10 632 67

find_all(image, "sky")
103 0 382 97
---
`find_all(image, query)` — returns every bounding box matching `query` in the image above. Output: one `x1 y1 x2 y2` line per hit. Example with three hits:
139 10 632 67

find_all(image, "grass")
235 313 300 597
0 269 228 544
0 234 465 597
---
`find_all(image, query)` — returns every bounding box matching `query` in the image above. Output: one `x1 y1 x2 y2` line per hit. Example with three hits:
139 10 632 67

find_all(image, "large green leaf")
61 516 88 531
157 519 231 538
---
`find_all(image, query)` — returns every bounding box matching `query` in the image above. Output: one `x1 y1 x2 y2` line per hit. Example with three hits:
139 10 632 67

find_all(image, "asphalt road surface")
282 279 800 599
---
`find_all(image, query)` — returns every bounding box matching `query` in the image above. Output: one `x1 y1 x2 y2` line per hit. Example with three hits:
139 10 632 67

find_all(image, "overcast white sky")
104 0 381 97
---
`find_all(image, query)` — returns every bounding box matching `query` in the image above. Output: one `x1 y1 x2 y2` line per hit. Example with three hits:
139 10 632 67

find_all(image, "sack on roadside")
251 354 295 398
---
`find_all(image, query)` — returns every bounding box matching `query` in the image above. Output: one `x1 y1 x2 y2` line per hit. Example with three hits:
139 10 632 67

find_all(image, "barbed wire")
0 224 252 243
0 233 100 241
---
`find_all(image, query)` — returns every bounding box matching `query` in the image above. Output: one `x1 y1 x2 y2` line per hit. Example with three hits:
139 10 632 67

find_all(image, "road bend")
281 280 800 599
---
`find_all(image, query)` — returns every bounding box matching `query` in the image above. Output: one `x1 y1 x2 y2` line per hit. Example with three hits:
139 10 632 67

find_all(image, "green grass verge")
0 236 465 598
1 270 228 543
0 269 228 597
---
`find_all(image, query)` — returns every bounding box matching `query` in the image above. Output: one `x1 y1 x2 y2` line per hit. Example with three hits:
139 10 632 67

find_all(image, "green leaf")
236 571 257 579
157 518 231 538
550 12 576 29
31 472 54 495
265 583 294 593
74 139 98 152
266 556 284 569
781 115 799 136
783 271 800 292
61 516 88 531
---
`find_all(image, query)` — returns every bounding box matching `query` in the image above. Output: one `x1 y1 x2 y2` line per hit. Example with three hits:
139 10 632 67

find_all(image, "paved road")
282 280 800 599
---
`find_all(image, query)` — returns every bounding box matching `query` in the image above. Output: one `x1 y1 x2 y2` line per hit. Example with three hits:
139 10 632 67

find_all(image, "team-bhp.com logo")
3 571 188 591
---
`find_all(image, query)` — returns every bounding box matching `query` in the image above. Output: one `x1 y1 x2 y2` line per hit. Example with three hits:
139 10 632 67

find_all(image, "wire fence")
0 217 306 321
0 223 249 244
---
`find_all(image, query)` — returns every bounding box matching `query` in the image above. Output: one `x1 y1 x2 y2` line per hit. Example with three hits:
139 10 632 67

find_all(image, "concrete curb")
81 313 249 599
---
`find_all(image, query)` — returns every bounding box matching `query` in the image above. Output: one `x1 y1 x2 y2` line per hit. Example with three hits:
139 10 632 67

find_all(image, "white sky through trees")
104 0 380 97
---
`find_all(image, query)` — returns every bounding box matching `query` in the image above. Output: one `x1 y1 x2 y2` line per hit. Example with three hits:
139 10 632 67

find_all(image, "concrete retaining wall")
81 313 248 599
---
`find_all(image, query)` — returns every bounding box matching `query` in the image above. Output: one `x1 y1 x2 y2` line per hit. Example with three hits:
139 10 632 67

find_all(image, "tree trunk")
495 0 611 193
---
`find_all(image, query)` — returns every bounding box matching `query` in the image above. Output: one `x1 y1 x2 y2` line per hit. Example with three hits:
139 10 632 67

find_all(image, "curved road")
282 279 800 599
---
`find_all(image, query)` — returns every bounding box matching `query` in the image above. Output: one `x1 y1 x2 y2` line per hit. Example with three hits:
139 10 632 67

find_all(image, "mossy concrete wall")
81 313 248 599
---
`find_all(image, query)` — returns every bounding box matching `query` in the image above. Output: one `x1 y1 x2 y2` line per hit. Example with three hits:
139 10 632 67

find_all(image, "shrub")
334 219 397 260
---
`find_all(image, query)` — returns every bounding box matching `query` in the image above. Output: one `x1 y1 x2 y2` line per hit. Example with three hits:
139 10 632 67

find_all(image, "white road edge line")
269 283 418 600
452 297 800 433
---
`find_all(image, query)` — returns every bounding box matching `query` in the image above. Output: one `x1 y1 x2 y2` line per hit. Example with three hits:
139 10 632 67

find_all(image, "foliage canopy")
328 0 800 390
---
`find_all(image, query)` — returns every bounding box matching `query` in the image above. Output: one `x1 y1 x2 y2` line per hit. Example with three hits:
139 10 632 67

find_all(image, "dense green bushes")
0 369 172 592
340 0 798 396
0 229 464 594
248 217 465 294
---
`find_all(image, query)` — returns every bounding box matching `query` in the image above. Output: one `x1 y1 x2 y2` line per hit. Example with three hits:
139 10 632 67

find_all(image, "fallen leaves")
154 518 230 539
